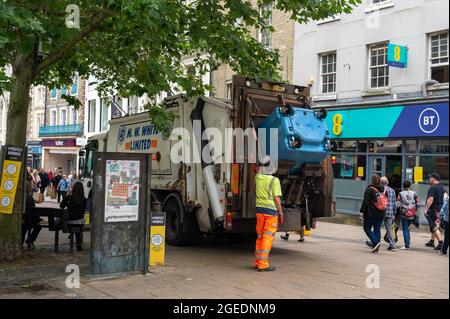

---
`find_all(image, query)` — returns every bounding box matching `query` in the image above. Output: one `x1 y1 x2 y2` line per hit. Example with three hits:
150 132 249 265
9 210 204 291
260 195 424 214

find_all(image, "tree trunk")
0 51 34 262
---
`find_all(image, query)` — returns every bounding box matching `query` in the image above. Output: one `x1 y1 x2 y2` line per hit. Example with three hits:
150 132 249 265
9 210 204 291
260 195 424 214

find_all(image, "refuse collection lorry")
79 76 335 245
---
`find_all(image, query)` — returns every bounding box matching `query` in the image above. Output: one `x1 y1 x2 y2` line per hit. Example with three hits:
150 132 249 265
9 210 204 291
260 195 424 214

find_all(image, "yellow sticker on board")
414 167 423 183
358 167 364 177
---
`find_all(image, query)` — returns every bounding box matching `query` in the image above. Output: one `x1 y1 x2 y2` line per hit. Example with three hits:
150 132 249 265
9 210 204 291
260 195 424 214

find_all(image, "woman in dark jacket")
360 174 386 253
60 182 87 251
22 181 42 250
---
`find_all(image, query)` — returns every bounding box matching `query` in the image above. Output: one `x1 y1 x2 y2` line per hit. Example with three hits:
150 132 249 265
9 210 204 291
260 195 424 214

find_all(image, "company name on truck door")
117 123 161 152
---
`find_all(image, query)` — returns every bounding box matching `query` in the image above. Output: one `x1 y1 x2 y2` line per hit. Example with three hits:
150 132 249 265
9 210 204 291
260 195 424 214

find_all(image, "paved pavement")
0 201 448 299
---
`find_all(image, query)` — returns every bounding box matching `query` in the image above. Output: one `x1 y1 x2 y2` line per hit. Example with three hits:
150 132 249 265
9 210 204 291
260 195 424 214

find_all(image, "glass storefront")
331 139 449 219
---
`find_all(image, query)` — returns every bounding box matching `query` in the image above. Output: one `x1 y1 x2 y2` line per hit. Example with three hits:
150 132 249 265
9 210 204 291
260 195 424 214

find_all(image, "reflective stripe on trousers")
254 213 278 270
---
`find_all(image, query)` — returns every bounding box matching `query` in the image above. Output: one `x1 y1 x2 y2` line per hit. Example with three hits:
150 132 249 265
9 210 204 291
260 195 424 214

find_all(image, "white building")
0 66 12 146
293 0 449 217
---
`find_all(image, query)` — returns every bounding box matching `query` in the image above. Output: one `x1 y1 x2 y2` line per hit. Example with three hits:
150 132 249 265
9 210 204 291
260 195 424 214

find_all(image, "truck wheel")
163 197 184 246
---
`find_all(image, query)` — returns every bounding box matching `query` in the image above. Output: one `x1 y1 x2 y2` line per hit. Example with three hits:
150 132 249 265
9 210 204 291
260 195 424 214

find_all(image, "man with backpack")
397 180 419 250
360 174 387 253
381 176 397 252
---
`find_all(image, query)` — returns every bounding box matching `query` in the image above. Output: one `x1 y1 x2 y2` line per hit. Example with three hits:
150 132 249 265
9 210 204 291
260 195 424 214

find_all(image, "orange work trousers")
254 213 278 270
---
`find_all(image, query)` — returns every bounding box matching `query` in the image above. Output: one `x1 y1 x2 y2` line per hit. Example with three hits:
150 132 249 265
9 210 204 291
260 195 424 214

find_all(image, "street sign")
149 212 166 266
0 145 25 215
388 44 408 68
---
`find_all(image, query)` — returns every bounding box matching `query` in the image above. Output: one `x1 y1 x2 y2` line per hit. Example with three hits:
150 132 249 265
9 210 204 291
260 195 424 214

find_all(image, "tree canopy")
1 0 360 102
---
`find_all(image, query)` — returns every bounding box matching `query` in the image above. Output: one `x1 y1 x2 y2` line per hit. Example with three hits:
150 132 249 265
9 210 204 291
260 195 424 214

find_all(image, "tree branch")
34 8 111 77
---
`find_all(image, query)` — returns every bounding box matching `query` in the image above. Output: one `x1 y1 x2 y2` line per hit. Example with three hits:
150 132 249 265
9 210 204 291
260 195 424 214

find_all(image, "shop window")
331 154 357 180
420 156 449 186
368 140 402 153
419 140 449 154
405 140 417 153
333 140 357 153
358 141 368 153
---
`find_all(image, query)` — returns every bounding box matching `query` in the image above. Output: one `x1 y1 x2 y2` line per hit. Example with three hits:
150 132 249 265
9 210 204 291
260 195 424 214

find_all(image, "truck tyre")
163 196 201 246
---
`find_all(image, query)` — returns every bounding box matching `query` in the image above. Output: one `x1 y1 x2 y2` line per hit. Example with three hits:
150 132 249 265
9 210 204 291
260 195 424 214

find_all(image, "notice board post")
90 152 151 276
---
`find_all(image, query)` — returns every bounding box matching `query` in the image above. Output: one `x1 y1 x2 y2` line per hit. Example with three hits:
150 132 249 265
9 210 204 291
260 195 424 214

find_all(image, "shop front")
41 138 81 175
26 141 42 169
325 102 449 220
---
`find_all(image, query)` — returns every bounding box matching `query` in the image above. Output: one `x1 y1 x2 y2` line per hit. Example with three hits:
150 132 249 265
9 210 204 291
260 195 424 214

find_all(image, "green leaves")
1 0 360 127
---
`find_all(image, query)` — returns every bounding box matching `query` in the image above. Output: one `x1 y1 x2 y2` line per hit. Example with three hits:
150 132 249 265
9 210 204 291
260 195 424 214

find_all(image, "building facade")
26 85 47 169
0 66 12 146
39 76 86 174
210 1 296 99
293 0 449 218
84 75 147 139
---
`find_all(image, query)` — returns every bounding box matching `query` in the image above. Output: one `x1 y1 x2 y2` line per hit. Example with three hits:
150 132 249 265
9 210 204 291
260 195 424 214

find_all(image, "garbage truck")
79 76 335 245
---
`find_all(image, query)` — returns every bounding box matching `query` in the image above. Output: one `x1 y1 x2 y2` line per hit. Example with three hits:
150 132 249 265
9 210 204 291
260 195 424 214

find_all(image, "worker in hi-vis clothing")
254 164 283 272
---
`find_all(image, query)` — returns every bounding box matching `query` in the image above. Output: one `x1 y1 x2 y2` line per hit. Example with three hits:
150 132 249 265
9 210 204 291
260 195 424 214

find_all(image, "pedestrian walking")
381 176 397 251
58 175 70 202
67 173 79 195
396 180 419 250
254 162 284 272
31 169 40 192
60 182 87 252
38 168 49 194
52 171 63 203
424 173 445 251
438 192 449 256
22 182 42 250
360 174 387 253
47 169 54 185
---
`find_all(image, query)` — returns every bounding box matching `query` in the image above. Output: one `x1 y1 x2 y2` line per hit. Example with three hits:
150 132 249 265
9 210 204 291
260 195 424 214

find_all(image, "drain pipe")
421 80 439 97
190 98 225 223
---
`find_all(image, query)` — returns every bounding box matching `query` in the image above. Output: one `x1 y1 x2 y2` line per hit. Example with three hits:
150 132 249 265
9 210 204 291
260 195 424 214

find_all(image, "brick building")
210 1 296 99
39 76 86 174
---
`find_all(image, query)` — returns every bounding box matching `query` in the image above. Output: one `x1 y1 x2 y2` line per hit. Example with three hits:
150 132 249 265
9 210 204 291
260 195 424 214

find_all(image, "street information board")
150 212 166 266
0 145 25 215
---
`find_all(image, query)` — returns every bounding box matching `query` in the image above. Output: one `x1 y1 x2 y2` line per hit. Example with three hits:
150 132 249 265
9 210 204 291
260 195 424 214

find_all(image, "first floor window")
320 52 337 93
430 31 449 83
369 42 389 88
226 81 232 99
259 3 272 48
50 88 57 100
71 107 78 124
50 109 57 125
60 109 67 125
88 100 96 132
100 98 109 131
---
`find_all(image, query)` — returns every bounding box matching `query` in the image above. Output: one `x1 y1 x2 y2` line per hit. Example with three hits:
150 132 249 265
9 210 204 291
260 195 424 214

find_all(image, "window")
320 52 337 93
331 154 358 180
420 156 449 186
50 109 57 125
128 96 139 115
50 88 57 100
259 3 272 48
70 107 78 124
100 98 109 131
226 81 232 100
429 32 449 83
38 113 44 127
60 108 67 125
369 43 389 88
405 140 417 153
372 0 389 4
61 86 67 96
88 100 96 132
71 75 78 95
368 140 402 153
333 140 357 153
419 140 449 154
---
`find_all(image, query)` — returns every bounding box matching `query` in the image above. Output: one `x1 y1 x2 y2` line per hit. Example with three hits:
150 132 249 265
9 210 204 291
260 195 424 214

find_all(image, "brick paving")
0 201 448 299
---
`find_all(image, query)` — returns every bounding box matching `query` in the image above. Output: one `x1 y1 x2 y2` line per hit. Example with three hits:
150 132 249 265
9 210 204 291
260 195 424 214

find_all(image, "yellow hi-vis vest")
255 173 282 215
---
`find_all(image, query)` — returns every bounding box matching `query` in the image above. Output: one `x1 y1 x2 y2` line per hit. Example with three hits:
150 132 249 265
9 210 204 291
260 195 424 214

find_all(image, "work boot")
425 240 435 248
258 266 276 272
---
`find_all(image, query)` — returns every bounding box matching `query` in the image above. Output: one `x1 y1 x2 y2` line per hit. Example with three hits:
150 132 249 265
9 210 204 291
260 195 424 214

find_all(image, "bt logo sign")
419 108 440 134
